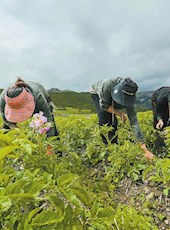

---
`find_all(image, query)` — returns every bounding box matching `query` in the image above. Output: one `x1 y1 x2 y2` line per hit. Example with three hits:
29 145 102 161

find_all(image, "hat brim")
5 93 35 123
111 82 136 107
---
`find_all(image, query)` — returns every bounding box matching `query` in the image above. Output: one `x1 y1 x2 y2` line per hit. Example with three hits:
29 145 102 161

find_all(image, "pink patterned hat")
5 87 35 123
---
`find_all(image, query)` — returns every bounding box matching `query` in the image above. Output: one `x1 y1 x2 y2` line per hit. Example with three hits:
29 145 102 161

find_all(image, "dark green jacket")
92 78 144 142
0 81 57 137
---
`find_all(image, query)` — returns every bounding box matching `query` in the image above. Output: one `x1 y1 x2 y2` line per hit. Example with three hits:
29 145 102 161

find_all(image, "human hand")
121 113 128 123
168 118 170 126
140 143 154 160
156 119 164 129
144 150 154 160
162 129 168 136
9 124 17 129
46 145 55 156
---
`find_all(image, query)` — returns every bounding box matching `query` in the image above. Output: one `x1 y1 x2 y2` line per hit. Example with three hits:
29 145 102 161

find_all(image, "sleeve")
151 88 167 121
153 99 164 121
126 106 144 143
0 90 6 118
93 80 113 111
0 89 15 127
34 82 51 102
151 94 156 112
33 82 55 112
168 94 170 103
35 92 57 137
151 93 159 128
99 93 112 111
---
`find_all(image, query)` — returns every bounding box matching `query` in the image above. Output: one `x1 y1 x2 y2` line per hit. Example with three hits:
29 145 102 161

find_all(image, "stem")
114 218 120 230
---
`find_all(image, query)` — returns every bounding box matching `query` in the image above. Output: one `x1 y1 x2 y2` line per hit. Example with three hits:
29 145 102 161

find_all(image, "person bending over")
152 87 170 130
0 77 59 137
90 77 154 160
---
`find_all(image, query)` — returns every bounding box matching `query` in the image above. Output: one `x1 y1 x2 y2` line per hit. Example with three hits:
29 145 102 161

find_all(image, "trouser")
51 114 59 137
153 131 166 157
91 93 118 144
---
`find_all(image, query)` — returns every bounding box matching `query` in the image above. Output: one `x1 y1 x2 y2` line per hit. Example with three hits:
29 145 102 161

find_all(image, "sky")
0 0 170 92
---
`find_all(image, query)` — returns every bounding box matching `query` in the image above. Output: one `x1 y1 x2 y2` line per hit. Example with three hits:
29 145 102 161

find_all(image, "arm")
35 92 57 137
152 91 167 129
168 95 170 125
156 119 164 130
107 106 127 123
140 143 154 160
151 95 163 129
155 91 170 129
126 106 154 160
0 89 16 129
154 102 164 129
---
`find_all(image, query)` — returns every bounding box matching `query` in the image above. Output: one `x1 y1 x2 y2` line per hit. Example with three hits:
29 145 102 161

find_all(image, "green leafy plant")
0 111 169 229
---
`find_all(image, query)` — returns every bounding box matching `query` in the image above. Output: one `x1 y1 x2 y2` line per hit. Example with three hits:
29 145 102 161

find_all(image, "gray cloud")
0 0 170 91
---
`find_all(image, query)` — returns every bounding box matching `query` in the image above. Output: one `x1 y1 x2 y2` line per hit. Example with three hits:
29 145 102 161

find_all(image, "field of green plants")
0 110 170 230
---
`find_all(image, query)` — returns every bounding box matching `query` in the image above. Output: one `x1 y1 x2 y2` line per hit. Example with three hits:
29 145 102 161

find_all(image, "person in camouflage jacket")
91 77 154 160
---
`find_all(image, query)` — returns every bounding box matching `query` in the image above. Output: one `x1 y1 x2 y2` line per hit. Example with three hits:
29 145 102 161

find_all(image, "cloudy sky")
0 0 170 92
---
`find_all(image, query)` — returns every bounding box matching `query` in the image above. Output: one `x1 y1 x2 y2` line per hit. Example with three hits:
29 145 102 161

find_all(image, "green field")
0 111 170 229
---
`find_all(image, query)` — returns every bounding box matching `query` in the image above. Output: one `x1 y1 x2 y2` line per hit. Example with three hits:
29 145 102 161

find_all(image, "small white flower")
114 89 118 94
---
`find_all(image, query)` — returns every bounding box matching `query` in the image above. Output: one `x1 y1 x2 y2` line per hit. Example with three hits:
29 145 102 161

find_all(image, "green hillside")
0 88 95 112
0 88 150 113
49 91 96 112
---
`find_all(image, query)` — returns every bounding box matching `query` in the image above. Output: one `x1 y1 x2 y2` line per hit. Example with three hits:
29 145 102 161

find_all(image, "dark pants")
51 113 59 136
153 131 166 157
91 94 118 144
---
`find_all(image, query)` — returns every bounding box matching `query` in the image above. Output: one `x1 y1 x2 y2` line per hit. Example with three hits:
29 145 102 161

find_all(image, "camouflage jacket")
92 78 144 142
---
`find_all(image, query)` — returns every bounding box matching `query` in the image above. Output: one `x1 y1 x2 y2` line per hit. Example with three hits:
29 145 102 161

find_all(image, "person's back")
90 77 154 160
151 87 170 129
0 78 58 137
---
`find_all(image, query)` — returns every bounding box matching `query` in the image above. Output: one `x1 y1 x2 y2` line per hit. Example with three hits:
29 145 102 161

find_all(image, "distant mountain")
48 88 71 93
48 89 96 112
48 88 61 93
136 91 154 110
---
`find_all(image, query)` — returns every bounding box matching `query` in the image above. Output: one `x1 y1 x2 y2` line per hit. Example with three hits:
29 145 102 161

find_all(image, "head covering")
5 87 35 123
111 78 138 107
